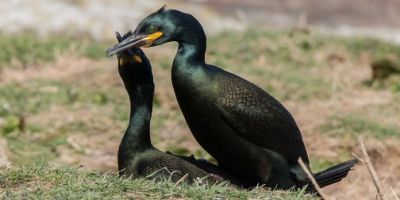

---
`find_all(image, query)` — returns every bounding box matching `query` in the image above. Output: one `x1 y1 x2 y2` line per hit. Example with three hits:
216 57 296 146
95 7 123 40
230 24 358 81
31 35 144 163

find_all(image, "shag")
115 31 240 185
108 8 357 190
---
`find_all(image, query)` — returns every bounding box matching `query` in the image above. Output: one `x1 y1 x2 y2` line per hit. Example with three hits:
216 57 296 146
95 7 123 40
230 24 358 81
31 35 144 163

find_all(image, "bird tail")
310 159 358 189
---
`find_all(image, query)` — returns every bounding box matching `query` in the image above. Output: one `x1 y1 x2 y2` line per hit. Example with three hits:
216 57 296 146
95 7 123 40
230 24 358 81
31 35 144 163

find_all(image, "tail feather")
313 159 358 188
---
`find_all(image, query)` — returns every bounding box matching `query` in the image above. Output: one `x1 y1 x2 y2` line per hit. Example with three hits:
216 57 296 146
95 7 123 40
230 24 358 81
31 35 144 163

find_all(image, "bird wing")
216 72 309 163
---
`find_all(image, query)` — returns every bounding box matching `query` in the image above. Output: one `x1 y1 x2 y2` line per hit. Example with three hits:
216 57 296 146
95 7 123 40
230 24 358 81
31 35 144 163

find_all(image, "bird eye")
146 25 158 33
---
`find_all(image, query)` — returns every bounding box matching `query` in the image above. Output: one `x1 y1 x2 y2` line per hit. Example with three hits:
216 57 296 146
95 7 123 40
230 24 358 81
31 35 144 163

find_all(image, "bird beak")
106 31 163 57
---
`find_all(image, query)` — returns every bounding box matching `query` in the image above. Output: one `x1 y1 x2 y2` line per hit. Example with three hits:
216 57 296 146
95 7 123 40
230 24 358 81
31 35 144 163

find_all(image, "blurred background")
0 0 399 199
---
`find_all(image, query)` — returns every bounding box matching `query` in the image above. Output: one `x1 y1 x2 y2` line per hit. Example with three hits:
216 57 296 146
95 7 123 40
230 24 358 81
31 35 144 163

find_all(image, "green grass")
339 37 400 59
0 33 108 68
0 166 318 199
309 155 353 173
320 115 400 139
208 31 328 101
0 78 125 165
364 76 400 93
0 80 119 117
208 29 398 68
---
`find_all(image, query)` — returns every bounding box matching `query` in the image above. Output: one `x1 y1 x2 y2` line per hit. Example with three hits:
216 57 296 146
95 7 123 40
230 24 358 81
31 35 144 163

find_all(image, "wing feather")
216 72 309 163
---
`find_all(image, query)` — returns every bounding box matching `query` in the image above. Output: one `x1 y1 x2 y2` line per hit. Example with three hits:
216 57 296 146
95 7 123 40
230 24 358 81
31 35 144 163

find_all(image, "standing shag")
107 8 357 189
115 31 240 185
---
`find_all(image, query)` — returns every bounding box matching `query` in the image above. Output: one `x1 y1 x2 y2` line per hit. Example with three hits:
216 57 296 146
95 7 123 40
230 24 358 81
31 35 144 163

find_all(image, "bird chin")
141 32 163 48
142 40 154 48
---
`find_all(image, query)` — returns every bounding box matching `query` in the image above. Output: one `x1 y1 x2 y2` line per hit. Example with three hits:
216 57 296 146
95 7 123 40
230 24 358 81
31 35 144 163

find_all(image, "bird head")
107 6 205 57
116 31 146 66
115 31 153 86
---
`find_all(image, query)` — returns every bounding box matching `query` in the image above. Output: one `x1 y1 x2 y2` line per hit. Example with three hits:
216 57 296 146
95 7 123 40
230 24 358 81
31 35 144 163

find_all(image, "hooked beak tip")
106 34 145 57
106 47 117 57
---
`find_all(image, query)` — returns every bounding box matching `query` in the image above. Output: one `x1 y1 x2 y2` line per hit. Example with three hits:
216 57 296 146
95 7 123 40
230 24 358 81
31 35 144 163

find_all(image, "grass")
0 166 318 199
208 29 400 101
1 30 400 198
0 33 108 68
321 115 400 139
0 80 118 117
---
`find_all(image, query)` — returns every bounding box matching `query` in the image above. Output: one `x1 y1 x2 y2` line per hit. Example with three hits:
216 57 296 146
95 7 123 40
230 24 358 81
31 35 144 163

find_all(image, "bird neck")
118 83 154 169
173 27 207 68
127 85 153 147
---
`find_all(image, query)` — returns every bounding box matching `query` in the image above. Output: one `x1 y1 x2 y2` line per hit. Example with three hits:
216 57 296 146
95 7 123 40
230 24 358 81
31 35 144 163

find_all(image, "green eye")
146 25 158 33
